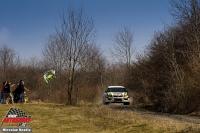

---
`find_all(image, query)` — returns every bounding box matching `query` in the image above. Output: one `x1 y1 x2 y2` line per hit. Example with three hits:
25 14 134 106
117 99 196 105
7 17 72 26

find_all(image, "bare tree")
161 31 186 112
42 33 68 76
110 26 135 86
110 26 135 69
42 5 97 105
79 45 106 87
0 44 16 77
169 0 200 57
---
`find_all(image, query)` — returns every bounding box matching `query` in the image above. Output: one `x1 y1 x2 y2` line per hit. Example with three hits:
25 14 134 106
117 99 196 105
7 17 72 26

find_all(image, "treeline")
1 0 200 114
0 43 124 105
0 4 128 104
129 0 200 114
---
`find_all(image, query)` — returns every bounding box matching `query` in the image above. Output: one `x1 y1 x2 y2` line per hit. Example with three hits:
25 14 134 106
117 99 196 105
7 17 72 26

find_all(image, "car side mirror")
105 90 107 93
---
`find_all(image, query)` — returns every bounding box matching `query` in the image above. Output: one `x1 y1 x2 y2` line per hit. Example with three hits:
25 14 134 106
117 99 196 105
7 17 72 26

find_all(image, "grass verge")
0 103 199 133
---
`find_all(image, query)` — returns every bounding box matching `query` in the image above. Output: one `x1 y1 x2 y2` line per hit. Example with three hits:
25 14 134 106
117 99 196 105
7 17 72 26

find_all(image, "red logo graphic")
2 117 31 123
1 108 31 126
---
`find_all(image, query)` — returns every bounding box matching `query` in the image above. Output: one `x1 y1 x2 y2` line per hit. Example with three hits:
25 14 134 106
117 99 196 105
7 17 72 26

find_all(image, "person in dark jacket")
1 81 7 104
15 80 29 103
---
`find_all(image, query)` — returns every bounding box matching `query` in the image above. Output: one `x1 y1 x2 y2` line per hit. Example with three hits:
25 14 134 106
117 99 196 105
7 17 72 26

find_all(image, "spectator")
1 81 7 104
4 82 15 104
15 80 29 103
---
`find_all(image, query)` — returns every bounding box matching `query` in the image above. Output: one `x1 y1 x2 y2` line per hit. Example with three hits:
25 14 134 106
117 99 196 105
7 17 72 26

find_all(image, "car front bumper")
104 97 130 103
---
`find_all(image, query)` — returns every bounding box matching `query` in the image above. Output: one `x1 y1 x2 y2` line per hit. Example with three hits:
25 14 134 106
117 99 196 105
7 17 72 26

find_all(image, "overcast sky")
0 0 173 60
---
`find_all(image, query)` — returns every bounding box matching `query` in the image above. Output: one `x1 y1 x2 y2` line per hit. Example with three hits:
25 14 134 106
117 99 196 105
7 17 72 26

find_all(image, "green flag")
42 68 56 83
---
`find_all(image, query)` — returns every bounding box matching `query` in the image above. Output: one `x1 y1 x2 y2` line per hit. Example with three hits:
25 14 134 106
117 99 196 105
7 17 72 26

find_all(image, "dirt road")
108 104 200 125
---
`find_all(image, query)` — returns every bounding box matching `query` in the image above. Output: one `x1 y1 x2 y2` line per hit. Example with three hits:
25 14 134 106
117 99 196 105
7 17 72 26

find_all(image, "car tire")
104 102 109 105
123 102 130 105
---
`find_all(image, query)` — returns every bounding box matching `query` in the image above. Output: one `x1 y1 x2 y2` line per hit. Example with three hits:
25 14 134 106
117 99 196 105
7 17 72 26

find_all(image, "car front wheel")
103 102 109 105
123 102 130 105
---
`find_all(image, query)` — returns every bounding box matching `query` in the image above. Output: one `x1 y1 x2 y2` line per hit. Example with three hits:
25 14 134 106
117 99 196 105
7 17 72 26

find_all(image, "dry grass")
0 102 199 133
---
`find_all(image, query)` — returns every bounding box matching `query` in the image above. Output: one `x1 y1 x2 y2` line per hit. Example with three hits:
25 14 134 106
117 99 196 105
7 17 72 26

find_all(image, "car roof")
108 86 125 88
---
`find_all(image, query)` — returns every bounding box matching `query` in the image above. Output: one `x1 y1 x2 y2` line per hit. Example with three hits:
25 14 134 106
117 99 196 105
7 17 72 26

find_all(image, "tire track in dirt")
109 104 200 125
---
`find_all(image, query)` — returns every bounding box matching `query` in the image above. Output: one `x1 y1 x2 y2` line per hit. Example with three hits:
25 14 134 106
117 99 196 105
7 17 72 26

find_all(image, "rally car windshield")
106 88 126 92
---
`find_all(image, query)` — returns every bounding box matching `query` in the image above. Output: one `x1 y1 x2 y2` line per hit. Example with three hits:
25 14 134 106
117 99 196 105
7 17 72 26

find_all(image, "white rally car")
103 86 130 105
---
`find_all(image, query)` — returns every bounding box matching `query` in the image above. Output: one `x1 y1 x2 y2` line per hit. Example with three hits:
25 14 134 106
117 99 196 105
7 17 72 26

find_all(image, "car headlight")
107 92 112 98
124 92 129 98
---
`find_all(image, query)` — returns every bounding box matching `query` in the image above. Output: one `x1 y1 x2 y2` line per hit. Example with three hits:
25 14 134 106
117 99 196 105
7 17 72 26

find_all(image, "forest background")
1 0 200 114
